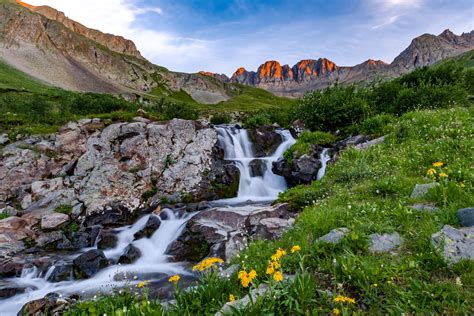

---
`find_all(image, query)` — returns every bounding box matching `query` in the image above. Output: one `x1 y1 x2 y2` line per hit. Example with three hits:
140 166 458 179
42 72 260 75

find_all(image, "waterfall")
215 125 296 204
0 209 193 315
317 148 331 180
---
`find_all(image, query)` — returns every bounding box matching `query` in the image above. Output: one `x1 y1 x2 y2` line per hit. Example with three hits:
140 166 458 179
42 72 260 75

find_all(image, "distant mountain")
0 0 231 104
217 29 474 97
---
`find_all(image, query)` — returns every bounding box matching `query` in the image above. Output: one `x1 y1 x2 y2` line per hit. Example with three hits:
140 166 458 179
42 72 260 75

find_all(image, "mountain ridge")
202 29 473 97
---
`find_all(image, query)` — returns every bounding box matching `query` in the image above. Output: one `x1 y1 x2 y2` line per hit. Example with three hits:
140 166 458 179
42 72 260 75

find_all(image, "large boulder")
410 183 439 198
41 213 69 231
97 232 118 250
134 215 161 239
249 159 267 177
248 126 282 157
73 249 109 279
19 293 70 316
167 204 294 262
118 244 141 264
369 232 403 253
431 225 474 263
318 228 350 244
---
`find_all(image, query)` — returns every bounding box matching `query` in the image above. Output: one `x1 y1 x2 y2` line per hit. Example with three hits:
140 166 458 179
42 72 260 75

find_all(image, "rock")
0 281 26 299
19 293 70 316
73 249 109 279
335 135 369 151
118 244 141 264
431 225 474 263
0 133 8 145
84 203 135 227
248 126 282 157
0 206 18 217
0 258 25 277
217 284 270 315
168 204 294 262
410 183 439 198
354 136 385 150
248 159 267 177
411 204 439 213
134 215 161 239
369 232 403 253
46 261 74 282
218 264 240 278
36 231 72 249
318 228 350 244
456 208 474 227
69 226 102 249
291 155 322 184
41 213 70 231
97 232 118 250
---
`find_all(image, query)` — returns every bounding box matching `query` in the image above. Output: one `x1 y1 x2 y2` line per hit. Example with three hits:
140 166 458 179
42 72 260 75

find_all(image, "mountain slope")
226 29 473 97
0 0 231 104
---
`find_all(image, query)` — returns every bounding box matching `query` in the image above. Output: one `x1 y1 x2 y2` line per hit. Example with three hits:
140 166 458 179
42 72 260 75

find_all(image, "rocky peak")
17 2 144 59
257 60 283 81
198 71 230 82
292 58 338 81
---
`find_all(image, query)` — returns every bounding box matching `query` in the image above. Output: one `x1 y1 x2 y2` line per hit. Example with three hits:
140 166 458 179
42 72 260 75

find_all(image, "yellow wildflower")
439 172 448 178
168 274 180 284
273 271 283 282
372 283 378 287
290 245 301 253
266 264 275 275
459 183 465 188
271 248 287 261
137 281 146 288
229 294 235 302
332 308 341 315
432 162 444 167
426 168 436 176
334 295 356 304
192 257 224 272
248 269 257 280
238 270 252 288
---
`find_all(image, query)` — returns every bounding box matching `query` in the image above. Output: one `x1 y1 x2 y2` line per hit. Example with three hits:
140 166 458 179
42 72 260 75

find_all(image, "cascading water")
0 210 193 315
317 148 331 180
0 125 331 315
215 126 296 204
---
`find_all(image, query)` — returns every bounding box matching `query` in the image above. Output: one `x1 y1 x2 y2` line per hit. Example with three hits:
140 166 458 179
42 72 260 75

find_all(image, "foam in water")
215 126 296 204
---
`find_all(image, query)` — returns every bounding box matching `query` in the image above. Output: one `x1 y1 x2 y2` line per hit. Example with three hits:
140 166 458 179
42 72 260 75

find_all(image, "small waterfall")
317 148 331 180
215 125 296 204
0 209 193 315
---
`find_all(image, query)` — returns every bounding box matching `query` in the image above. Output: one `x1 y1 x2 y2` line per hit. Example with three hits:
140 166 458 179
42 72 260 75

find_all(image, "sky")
26 0 474 76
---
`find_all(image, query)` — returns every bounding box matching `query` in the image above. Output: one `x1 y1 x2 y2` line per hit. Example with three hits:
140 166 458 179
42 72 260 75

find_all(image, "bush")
284 131 336 161
243 108 290 128
359 114 396 136
149 98 198 121
210 113 231 125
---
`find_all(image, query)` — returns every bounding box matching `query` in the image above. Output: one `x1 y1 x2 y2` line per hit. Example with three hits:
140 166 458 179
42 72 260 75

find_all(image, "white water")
215 126 296 204
0 126 331 315
0 209 193 315
317 148 331 180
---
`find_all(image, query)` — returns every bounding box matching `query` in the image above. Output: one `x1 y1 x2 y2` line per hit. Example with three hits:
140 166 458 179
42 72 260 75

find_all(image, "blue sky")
28 0 474 75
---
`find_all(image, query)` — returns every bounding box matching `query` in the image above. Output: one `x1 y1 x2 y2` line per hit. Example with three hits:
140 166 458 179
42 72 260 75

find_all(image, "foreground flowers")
334 295 356 304
168 274 180 284
291 245 301 253
229 294 235 302
238 269 258 288
192 257 224 272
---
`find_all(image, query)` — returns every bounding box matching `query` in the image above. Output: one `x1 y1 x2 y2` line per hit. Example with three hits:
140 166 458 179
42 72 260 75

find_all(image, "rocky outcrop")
456 208 474 227
248 126 282 157
167 204 295 262
0 118 234 256
432 225 474 263
228 30 473 98
73 249 109 279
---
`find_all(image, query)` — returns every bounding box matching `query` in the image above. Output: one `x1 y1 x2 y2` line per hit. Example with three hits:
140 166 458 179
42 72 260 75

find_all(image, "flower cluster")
426 161 449 182
238 269 257 288
137 281 148 288
168 274 180 284
333 295 356 304
192 257 224 272
265 246 299 282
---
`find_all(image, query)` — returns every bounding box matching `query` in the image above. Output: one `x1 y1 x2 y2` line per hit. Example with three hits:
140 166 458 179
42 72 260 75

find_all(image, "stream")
0 125 329 315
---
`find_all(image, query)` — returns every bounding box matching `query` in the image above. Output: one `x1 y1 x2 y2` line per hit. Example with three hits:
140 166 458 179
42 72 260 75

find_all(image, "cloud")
26 0 209 72
372 14 401 29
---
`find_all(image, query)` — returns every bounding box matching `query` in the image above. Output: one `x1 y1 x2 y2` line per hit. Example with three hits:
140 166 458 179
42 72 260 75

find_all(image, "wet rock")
432 225 474 263
292 155 322 183
0 282 26 299
0 258 25 277
168 204 294 262
41 213 70 231
248 126 282 157
369 232 403 253
456 207 474 227
248 159 267 177
36 231 72 249
69 226 102 249
46 261 73 282
73 249 109 279
19 292 70 316
410 183 439 198
118 244 141 264
318 228 350 244
97 232 118 250
84 203 134 227
134 215 161 239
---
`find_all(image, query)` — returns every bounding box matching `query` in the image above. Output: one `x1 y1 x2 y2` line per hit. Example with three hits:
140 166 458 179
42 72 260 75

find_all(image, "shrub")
284 131 336 161
210 113 232 125
359 114 396 136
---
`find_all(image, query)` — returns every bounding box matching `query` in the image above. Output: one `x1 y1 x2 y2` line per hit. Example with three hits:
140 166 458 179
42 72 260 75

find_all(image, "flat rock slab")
41 213 69 231
431 225 474 263
354 136 385 150
411 204 439 213
456 208 474 227
318 227 350 244
410 183 439 198
369 232 403 253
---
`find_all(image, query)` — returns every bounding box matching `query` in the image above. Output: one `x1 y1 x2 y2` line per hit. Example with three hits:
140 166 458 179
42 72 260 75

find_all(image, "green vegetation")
284 131 337 162
55 204 73 215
